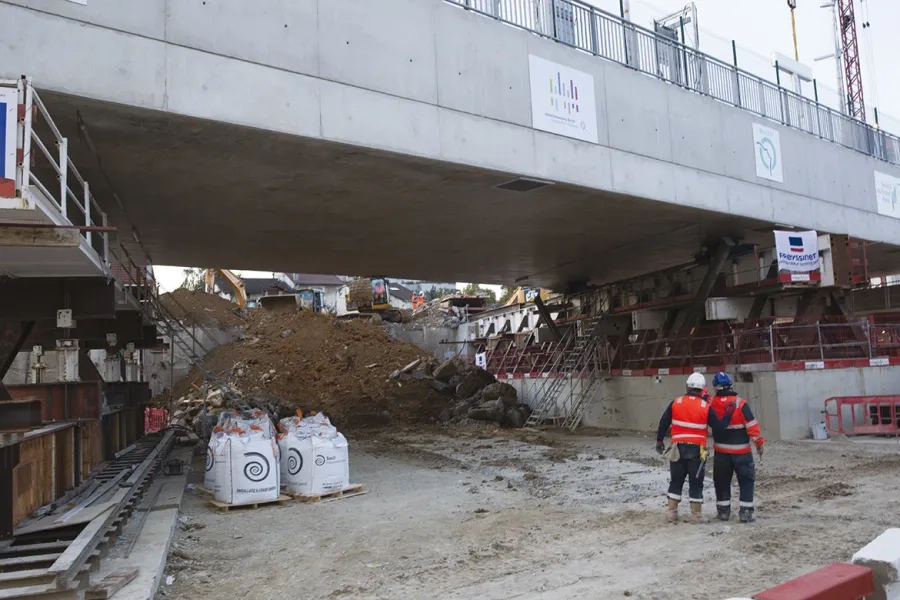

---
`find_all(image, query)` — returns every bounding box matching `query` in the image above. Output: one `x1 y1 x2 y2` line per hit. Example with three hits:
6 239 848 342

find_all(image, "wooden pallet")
207 495 291 514
289 484 367 504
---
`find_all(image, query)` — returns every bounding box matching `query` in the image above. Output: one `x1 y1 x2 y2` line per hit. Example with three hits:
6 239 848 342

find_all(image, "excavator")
343 277 402 323
204 268 248 308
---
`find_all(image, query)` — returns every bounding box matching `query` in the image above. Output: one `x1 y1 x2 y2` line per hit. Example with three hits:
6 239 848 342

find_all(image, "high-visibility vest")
710 395 764 454
671 394 710 446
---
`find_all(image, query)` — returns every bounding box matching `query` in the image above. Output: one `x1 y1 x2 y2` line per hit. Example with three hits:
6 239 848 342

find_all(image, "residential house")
288 274 346 313
386 281 414 310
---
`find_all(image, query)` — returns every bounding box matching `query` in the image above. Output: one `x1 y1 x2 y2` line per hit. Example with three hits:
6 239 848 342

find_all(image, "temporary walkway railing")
1 76 111 270
447 0 900 166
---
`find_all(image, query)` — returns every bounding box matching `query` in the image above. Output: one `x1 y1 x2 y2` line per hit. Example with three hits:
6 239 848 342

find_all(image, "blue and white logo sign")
874 171 900 220
753 123 784 183
1 86 17 199
774 230 819 273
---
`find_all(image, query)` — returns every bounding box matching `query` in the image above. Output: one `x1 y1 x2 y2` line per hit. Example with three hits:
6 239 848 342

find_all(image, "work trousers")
667 443 705 504
713 452 756 508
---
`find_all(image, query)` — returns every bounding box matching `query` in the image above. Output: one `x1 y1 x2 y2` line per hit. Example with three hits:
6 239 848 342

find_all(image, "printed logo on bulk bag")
315 455 326 466
288 448 304 475
205 446 215 472
242 451 271 482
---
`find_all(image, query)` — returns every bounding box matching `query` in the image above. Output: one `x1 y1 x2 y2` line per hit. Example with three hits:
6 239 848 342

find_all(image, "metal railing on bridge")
447 0 900 166
5 76 111 266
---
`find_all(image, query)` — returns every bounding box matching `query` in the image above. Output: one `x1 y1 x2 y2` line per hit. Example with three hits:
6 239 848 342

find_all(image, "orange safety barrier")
754 563 873 600
824 396 900 436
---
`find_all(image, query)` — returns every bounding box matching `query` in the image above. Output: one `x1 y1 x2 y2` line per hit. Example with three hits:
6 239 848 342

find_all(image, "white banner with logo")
528 55 598 144
753 123 783 183
874 171 900 220
475 352 487 369
774 230 819 273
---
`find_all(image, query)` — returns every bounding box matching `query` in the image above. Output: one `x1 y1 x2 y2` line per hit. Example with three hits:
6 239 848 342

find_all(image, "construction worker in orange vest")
656 373 736 524
709 372 765 524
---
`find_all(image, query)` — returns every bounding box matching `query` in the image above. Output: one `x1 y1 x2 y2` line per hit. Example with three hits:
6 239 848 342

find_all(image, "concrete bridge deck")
3 0 900 287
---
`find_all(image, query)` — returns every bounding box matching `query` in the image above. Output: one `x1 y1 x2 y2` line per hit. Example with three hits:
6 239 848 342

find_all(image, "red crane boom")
837 0 866 121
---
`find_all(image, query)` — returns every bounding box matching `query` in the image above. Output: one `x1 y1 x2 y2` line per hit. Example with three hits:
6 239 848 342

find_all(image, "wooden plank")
207 495 290 514
290 484 367 504
0 569 49 583
0 583 78 599
85 568 138 599
0 552 62 569
0 542 69 558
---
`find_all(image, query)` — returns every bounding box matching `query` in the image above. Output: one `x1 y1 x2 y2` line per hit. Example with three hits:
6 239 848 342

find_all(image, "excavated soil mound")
173 310 447 429
161 288 247 328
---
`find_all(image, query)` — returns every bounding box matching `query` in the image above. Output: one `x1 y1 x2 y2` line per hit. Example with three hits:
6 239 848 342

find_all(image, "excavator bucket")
258 294 297 313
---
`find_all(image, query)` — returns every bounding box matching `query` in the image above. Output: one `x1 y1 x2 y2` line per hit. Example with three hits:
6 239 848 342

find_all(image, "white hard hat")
686 373 706 389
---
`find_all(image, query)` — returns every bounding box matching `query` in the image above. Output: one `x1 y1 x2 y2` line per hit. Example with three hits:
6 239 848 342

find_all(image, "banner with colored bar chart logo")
1 86 17 198
774 230 819 273
528 55 598 144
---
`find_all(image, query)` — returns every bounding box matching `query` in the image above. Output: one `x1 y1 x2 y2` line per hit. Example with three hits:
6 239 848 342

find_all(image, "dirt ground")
157 429 900 599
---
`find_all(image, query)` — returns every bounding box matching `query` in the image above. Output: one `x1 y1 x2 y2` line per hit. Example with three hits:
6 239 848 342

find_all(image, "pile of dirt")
161 289 247 328
172 310 450 430
167 309 530 432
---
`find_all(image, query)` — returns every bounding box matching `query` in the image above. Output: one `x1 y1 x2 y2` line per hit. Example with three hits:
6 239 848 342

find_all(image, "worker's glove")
755 440 765 457
655 441 665 455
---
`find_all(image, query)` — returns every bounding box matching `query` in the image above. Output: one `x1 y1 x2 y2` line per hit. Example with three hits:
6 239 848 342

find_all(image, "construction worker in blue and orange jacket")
709 372 765 524
656 373 736 524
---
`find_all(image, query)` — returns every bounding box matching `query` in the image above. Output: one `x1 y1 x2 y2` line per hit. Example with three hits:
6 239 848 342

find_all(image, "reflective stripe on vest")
714 442 752 453
672 419 707 429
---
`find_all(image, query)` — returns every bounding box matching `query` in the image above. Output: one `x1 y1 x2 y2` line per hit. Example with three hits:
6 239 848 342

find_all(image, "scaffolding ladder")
524 331 603 430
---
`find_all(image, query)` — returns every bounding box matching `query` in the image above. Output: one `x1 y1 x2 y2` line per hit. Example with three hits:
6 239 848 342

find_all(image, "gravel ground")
156 427 900 599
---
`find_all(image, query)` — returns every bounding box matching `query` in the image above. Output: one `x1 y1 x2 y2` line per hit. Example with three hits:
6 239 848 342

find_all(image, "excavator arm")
204 268 248 308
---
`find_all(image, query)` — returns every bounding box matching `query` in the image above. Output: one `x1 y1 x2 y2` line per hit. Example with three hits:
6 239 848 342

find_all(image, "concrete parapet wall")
2 0 900 247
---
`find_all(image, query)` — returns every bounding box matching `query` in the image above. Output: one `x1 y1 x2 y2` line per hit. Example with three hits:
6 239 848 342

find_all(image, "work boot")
689 502 707 524
739 507 756 523
716 506 731 521
666 498 679 524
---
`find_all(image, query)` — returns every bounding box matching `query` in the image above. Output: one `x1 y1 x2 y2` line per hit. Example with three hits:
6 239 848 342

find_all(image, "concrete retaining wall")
386 323 474 362
506 364 900 440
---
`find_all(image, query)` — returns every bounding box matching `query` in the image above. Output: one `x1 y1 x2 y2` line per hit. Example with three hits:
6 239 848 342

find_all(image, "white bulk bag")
204 433 227 495
214 435 280 505
309 433 350 495
281 432 317 495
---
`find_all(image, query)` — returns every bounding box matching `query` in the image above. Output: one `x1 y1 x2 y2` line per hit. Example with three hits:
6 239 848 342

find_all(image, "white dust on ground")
157 429 900 600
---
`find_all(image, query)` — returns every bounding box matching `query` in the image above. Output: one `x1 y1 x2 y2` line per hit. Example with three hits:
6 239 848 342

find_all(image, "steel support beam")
679 238 735 335
26 311 147 346
0 399 43 432
0 320 36 401
533 296 561 342
0 444 21 539
748 260 778 319
0 278 116 320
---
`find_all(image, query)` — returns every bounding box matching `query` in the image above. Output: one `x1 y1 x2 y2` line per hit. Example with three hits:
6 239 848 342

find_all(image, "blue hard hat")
712 372 732 389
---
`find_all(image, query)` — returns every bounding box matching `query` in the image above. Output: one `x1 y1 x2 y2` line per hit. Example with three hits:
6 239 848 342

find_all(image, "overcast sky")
154 0 897 292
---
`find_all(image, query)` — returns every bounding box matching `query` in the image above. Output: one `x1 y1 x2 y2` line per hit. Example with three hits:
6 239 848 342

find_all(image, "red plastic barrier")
824 396 900 436
144 408 168 434
755 563 873 600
